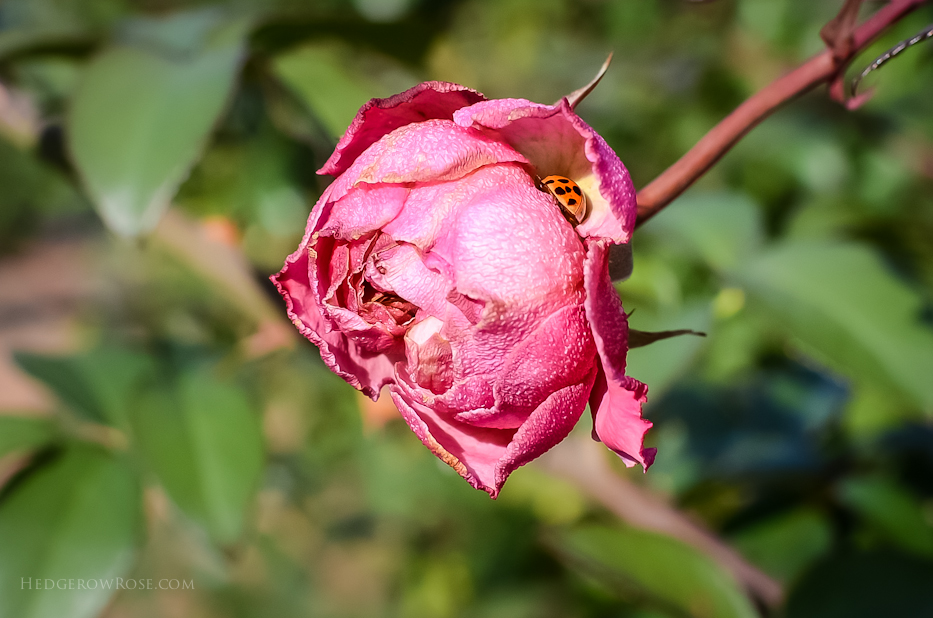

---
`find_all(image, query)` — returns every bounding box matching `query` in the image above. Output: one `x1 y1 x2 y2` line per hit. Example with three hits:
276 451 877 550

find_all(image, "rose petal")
364 242 451 319
312 234 402 351
428 164 584 306
392 365 595 498
405 316 454 394
271 248 398 399
319 81 487 178
329 119 528 204
456 303 595 429
391 383 514 494
316 184 411 240
454 98 636 243
493 368 596 494
582 238 654 468
589 367 656 468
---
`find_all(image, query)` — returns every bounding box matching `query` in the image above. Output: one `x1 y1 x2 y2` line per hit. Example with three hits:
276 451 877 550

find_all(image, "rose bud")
272 81 655 498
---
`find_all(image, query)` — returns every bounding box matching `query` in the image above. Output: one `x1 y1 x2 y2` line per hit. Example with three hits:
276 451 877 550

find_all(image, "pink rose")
272 81 655 497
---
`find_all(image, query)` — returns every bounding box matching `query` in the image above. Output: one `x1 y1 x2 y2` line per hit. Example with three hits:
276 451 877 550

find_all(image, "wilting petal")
583 238 654 468
457 303 595 428
391 382 514 494
493 368 596 494
320 81 486 177
316 184 410 240
392 366 595 497
454 98 636 243
405 316 454 394
271 249 398 398
589 365 655 468
365 242 451 319
329 120 527 204
429 164 584 306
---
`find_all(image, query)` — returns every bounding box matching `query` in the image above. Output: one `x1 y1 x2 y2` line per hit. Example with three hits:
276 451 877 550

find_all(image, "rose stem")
539 435 784 608
634 0 931 228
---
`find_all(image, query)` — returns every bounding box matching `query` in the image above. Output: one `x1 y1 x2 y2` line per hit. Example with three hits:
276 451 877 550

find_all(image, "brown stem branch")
538 435 785 608
635 0 931 227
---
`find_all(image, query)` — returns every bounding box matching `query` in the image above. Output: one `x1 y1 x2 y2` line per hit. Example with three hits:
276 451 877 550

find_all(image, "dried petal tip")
562 52 613 110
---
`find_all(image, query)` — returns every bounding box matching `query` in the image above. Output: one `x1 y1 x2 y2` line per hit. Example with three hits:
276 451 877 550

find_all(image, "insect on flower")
540 175 588 226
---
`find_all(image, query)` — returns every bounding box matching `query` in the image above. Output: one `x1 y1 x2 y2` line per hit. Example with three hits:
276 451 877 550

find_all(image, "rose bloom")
273 82 654 497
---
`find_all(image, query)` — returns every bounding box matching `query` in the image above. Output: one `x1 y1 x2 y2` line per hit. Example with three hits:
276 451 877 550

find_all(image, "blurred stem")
539 435 784 609
152 209 296 358
0 81 40 149
634 0 931 227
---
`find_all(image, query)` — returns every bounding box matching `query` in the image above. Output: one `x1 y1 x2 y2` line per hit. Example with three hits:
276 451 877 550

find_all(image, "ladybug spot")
544 178 556 185
554 187 566 195
572 185 582 195
567 198 577 205
559 178 569 184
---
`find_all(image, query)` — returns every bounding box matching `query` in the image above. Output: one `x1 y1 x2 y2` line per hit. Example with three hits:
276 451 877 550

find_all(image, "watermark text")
20 577 193 591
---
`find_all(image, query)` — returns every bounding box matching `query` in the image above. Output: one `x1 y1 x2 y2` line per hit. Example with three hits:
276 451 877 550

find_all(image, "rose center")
360 280 417 326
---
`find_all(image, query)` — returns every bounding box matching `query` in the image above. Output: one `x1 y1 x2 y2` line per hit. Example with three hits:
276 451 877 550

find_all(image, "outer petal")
493 367 596 493
589 365 656 468
271 247 398 399
327 119 528 205
271 184 402 399
583 239 655 468
319 81 486 178
391 365 595 498
453 98 636 243
460 303 596 428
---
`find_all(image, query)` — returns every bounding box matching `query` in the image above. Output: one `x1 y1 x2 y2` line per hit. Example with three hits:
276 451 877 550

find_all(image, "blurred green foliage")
0 0 932 617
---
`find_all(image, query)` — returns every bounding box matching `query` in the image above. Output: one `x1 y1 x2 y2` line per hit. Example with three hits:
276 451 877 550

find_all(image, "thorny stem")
634 0 932 227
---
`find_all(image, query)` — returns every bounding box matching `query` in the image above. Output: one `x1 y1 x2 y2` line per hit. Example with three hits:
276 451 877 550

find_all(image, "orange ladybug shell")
541 175 587 226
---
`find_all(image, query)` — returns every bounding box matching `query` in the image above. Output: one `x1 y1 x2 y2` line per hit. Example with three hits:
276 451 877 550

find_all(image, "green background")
1 0 932 616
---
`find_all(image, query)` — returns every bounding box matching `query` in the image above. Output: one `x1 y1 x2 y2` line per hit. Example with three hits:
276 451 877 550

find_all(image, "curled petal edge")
391 366 595 498
319 81 487 178
453 98 636 243
583 238 654 468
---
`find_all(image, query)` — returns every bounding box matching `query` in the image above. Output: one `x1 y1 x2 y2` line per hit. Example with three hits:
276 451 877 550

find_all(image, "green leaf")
730 509 832 583
837 476 933 559
786 551 933 618
0 446 140 618
68 23 244 236
0 28 94 62
628 328 706 349
272 40 417 139
0 137 85 249
14 353 107 424
133 371 263 543
648 191 764 270
551 525 759 618
625 302 711 396
734 241 933 409
14 348 153 428
0 416 55 459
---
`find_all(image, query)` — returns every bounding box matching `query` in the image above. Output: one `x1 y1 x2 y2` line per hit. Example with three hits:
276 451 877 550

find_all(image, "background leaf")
786 552 933 618
551 525 760 618
14 348 153 428
837 476 933 559
272 40 416 139
730 508 833 584
132 370 263 543
734 241 933 408
0 415 55 458
645 192 764 271
67 17 245 236
0 446 139 618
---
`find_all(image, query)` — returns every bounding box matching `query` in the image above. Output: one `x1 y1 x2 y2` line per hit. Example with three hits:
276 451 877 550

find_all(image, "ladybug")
540 175 587 226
